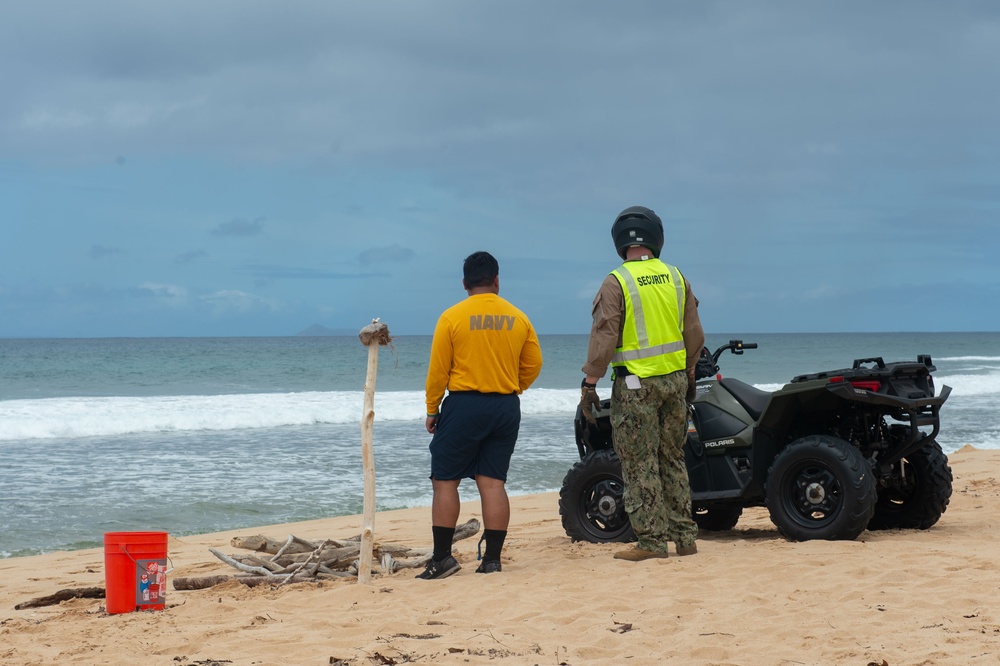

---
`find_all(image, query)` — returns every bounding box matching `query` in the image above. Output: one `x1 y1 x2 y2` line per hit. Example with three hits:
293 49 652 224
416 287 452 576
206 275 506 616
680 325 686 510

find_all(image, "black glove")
580 380 601 424
686 372 697 404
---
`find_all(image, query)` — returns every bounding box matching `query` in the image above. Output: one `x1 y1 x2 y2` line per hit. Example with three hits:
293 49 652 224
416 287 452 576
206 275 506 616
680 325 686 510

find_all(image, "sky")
2 1 998 338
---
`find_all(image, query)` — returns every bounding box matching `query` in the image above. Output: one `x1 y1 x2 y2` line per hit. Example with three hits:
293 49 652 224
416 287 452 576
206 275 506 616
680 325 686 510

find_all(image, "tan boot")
676 543 698 556
613 547 669 561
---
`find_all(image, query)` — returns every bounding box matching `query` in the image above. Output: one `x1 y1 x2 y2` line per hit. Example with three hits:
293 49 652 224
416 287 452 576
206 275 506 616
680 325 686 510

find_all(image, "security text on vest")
636 273 672 287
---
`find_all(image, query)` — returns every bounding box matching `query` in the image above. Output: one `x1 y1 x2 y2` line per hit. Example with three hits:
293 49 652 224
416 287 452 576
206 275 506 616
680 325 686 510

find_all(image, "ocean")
1 332 998 558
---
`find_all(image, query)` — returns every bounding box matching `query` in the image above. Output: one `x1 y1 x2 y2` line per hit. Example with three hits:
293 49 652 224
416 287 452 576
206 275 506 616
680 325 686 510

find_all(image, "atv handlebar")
694 339 757 380
714 339 757 361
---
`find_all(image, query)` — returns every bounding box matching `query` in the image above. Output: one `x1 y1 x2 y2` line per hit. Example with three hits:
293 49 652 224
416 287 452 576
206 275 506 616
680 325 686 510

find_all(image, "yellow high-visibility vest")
610 257 687 378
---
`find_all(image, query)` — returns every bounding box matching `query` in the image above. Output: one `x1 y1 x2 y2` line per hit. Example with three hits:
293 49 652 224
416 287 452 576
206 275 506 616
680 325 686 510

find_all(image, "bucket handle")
119 544 175 574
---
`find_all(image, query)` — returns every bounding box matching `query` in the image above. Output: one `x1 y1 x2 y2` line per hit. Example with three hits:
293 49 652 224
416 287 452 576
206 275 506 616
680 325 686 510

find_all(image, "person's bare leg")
431 478 462 527
475 475 509 530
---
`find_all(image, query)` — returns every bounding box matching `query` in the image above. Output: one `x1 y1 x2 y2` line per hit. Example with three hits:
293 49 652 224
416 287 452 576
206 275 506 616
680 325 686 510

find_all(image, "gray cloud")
358 244 416 265
174 249 207 264
133 282 187 301
7 3 997 197
211 217 263 237
89 244 123 259
242 264 384 280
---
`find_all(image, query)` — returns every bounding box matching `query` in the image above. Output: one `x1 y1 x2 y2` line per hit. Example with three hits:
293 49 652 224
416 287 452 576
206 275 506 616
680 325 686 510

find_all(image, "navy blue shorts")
429 392 521 482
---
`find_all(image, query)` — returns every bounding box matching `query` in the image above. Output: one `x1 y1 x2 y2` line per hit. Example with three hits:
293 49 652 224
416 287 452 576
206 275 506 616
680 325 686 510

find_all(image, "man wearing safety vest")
580 206 706 561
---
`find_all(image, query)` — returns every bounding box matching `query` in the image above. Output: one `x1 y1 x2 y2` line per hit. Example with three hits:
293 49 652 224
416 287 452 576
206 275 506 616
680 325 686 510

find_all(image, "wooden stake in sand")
357 319 393 584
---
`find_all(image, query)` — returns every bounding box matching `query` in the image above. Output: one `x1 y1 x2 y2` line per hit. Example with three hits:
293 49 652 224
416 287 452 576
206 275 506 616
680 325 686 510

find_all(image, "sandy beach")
1 445 998 666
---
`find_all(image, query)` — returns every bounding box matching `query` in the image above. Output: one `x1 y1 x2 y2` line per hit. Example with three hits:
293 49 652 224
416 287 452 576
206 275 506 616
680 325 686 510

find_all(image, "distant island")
296 324 358 337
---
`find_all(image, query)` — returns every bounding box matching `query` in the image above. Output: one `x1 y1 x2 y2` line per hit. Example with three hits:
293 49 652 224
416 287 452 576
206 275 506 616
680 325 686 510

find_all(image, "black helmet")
612 205 663 259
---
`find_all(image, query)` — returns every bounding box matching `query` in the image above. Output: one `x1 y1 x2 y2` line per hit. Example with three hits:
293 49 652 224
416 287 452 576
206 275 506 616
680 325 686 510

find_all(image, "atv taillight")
849 380 882 392
828 376 882 392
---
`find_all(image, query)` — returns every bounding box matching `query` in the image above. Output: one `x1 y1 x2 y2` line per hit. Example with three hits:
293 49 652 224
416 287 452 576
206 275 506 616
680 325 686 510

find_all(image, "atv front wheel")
766 435 876 541
868 439 952 530
559 449 636 543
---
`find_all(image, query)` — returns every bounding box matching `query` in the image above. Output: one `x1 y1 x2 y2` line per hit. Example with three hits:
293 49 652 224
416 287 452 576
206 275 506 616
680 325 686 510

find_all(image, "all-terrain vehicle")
559 340 954 542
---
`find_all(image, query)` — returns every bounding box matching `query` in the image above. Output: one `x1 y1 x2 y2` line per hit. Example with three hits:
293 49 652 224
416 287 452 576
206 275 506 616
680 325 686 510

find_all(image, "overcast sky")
2 2 997 337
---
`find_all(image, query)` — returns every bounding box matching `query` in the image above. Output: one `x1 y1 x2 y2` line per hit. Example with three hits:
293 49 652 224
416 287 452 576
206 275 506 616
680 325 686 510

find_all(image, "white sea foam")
936 373 1000 396
0 387 592 441
1 371 995 442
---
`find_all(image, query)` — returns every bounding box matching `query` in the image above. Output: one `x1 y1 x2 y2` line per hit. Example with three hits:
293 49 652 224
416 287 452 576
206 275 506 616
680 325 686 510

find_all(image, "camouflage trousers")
611 370 698 552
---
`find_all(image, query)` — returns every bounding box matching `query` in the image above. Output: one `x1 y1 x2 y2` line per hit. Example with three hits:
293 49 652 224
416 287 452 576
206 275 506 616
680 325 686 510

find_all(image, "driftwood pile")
172 518 480 591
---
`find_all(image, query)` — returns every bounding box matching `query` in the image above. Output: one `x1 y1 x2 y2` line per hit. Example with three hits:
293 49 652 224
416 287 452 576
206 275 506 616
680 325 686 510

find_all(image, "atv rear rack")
826 381 952 462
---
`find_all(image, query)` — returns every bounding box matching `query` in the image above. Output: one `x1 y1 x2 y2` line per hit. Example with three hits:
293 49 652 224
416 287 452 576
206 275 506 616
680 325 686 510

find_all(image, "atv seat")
718 378 770 421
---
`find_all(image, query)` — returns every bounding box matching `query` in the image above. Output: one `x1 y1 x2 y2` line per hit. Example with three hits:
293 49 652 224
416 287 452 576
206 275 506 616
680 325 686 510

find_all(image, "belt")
613 369 682 380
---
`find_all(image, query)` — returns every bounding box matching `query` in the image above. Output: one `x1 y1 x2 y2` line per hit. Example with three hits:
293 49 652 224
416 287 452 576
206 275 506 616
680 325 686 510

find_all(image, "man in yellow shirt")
419 251 543 579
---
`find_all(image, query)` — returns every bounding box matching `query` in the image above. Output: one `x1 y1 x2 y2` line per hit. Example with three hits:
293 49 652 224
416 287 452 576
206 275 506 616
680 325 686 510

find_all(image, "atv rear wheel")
766 435 876 541
559 449 636 543
693 504 743 531
868 439 952 530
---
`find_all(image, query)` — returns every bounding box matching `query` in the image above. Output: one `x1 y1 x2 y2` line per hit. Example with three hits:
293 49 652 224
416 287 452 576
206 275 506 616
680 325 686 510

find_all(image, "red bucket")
103 531 169 614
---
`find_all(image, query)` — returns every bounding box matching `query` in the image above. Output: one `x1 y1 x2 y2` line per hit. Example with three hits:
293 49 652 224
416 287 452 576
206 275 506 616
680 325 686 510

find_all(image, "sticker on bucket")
136 559 167 605
104 531 169 614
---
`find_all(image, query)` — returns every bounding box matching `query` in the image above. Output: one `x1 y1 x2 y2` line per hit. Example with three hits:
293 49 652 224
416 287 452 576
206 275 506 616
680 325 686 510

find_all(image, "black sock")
432 525 456 561
483 529 506 562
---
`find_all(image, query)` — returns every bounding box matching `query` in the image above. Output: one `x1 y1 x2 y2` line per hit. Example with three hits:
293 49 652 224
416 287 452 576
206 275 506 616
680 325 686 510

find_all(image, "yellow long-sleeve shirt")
425 293 543 415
